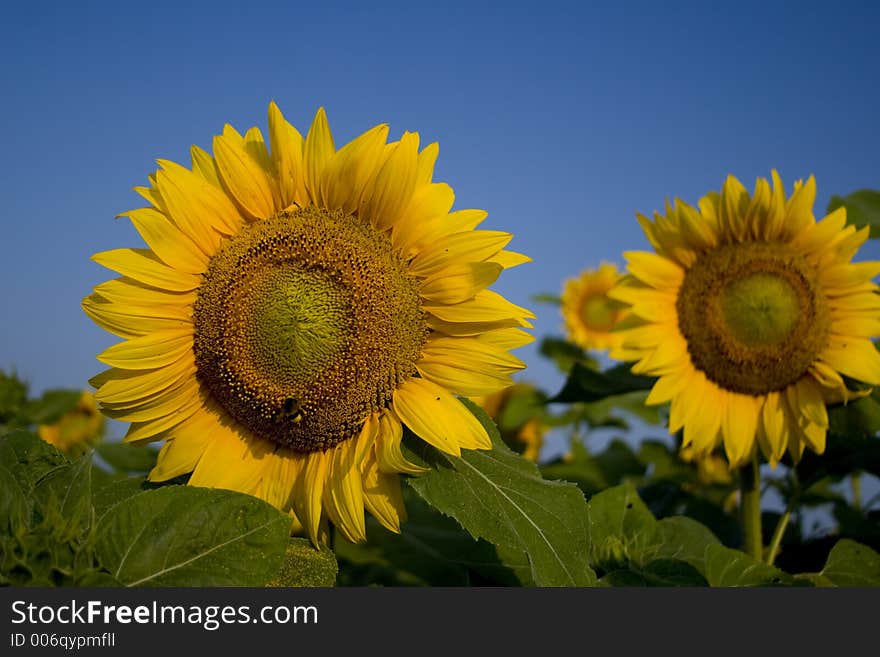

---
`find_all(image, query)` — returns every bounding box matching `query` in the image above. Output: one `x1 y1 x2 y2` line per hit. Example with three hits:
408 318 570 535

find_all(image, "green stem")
740 452 763 561
766 471 801 566
852 472 862 512
765 509 791 566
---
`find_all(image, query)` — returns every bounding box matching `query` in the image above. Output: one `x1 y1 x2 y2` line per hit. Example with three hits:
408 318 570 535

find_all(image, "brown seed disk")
676 242 829 395
193 207 427 452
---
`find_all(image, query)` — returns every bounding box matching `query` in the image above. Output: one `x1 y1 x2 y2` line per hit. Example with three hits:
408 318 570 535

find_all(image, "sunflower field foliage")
1 107 879 588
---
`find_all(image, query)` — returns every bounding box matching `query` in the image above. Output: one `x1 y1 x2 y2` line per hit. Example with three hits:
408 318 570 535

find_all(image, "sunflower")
37 391 104 456
83 103 533 543
561 264 628 352
610 172 880 467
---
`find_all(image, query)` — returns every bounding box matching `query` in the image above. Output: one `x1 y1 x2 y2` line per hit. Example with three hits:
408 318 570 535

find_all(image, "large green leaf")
798 539 880 587
406 401 596 586
95 485 290 586
647 516 721 574
91 477 150 520
586 486 719 586
550 362 655 404
827 189 880 239
267 538 338 587
705 545 800 586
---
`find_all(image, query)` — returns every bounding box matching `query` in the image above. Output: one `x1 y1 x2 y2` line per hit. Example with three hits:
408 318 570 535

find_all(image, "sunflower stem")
765 509 790 566
852 472 862 512
740 452 763 561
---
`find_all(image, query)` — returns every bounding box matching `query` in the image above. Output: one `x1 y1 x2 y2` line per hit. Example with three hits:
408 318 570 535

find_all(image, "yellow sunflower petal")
190 145 222 187
292 451 329 545
362 131 419 231
820 339 880 385
721 392 759 468
420 262 503 304
409 231 513 278
303 107 335 205
321 123 389 214
418 336 524 397
322 441 366 543
624 251 684 289
423 289 534 326
91 249 201 292
93 358 195 406
362 449 406 534
376 411 427 474
82 297 190 339
759 392 789 466
188 425 271 496
213 132 277 220
489 250 532 269
122 208 208 274
97 330 192 369
392 378 491 455
156 158 244 236
267 101 307 208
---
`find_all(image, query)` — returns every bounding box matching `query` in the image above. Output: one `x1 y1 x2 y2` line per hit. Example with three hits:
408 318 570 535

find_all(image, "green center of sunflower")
193 207 427 452
581 294 617 331
676 242 829 395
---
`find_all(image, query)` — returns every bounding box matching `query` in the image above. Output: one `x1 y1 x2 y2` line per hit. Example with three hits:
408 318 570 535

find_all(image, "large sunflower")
561 263 628 351
610 172 880 467
83 103 533 543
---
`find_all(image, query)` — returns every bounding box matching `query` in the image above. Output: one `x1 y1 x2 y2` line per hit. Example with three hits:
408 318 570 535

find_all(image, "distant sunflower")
37 391 104 456
561 264 628 352
84 103 533 543
610 172 880 467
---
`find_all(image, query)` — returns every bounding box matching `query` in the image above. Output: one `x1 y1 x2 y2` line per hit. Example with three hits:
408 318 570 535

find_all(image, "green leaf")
586 484 658 570
0 371 28 425
95 485 290 586
539 337 596 373
638 559 707 586
828 189 880 239
96 442 159 474
531 293 562 305
647 516 721 575
267 538 338 587
705 544 800 586
91 477 149 520
802 539 880 587
586 485 722 586
0 465 28 532
550 362 655 404
24 389 84 425
336 491 530 587
541 440 646 494
32 455 92 539
0 429 68 491
406 400 596 586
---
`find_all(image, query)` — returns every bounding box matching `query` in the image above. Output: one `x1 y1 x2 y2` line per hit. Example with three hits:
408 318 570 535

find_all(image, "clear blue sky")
2 0 879 415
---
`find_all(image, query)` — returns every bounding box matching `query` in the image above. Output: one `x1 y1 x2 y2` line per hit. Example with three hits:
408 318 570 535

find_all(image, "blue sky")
2 0 878 426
